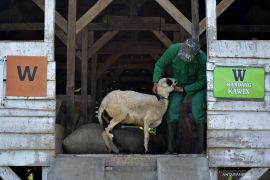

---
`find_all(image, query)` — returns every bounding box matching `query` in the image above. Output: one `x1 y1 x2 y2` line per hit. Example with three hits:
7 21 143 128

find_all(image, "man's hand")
173 85 184 93
152 83 158 94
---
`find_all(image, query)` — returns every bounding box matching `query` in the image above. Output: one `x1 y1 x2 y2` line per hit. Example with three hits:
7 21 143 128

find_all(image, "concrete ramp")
157 157 210 180
48 156 105 180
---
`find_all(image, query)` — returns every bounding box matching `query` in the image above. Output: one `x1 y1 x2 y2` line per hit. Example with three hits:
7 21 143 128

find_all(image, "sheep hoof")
111 144 120 153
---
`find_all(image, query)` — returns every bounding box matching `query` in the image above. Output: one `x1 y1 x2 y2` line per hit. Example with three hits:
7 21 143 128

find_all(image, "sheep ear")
166 78 173 86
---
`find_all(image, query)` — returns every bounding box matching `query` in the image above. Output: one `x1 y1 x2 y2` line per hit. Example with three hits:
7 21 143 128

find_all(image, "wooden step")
49 154 208 180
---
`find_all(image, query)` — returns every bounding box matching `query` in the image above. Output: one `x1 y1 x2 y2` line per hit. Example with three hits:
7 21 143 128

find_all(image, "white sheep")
98 78 177 153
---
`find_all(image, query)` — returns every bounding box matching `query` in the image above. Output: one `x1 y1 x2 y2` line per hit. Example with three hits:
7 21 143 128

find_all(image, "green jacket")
153 43 207 95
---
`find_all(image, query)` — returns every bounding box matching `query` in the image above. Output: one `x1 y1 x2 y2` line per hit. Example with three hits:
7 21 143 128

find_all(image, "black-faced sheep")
98 78 177 153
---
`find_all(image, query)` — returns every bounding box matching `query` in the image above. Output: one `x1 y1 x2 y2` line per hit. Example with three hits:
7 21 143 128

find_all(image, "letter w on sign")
6 56 47 97
17 66 38 81
232 69 246 81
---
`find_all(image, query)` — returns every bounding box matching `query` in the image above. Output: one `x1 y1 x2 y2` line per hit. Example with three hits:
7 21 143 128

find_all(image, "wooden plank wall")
0 0 55 166
206 0 270 168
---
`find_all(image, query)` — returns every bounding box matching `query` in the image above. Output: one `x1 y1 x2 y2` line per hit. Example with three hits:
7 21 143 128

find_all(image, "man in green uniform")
152 38 207 153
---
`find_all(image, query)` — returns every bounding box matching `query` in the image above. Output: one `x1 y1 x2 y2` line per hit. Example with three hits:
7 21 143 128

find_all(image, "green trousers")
167 90 206 124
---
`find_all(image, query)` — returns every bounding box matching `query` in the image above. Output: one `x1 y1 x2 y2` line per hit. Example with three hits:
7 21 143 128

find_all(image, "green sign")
214 67 265 98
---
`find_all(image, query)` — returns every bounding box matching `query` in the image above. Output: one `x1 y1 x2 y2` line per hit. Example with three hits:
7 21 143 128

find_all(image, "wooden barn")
0 0 269 179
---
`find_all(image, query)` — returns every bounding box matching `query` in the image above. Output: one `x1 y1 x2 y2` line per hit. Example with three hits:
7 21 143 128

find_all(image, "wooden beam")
55 26 68 46
216 0 236 21
87 30 119 59
66 0 77 130
99 43 164 55
44 0 55 42
90 32 97 121
0 23 43 31
115 0 147 7
88 23 169 31
206 0 217 41
8 22 270 34
239 168 269 180
209 168 218 180
191 0 199 41
76 0 113 34
42 167 49 180
152 30 173 47
56 43 164 57
218 24 270 32
111 64 154 71
81 28 89 123
0 167 21 180
32 0 67 33
155 0 192 34
87 16 175 31
99 49 164 55
87 22 160 31
104 16 165 24
55 27 81 59
199 0 236 35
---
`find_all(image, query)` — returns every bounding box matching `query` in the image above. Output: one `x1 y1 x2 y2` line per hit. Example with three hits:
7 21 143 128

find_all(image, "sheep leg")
105 118 121 140
102 130 119 153
105 118 122 153
144 122 150 153
101 130 112 152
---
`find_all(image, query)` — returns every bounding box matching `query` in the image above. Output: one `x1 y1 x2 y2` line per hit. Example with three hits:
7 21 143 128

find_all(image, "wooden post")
191 0 200 41
206 0 217 41
81 28 89 124
44 0 55 43
66 0 77 130
90 32 97 121
209 168 218 180
42 167 49 180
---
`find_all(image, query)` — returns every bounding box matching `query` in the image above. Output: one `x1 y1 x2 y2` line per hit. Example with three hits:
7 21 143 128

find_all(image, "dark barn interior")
0 0 270 155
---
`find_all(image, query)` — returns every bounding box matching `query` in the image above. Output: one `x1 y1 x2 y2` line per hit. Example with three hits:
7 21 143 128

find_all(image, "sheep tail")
98 98 111 129
98 104 105 126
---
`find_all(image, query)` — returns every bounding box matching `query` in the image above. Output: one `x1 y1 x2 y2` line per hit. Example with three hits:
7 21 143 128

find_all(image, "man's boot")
165 123 177 154
195 123 205 153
